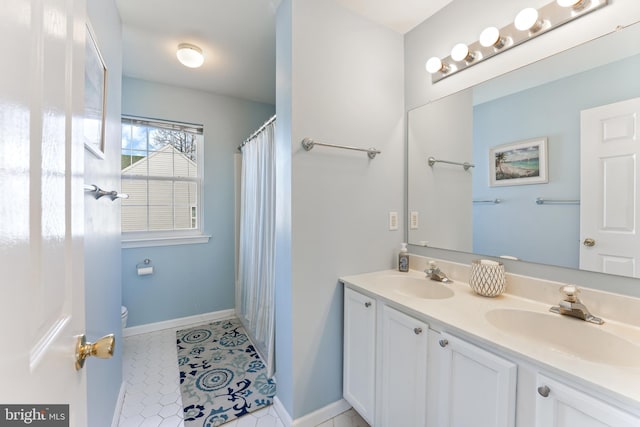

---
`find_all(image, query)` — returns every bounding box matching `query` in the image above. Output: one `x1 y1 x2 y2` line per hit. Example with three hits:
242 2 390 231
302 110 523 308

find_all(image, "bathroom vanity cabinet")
342 284 640 427
434 331 516 427
534 374 640 427
344 287 515 427
378 304 428 426
343 287 376 424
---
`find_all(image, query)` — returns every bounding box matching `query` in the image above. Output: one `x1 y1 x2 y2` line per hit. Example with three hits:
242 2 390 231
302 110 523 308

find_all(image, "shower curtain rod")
238 115 276 151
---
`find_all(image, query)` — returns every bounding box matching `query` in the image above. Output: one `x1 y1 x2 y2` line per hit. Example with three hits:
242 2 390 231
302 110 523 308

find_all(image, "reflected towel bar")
84 184 129 201
428 156 475 171
535 197 579 205
473 199 501 204
301 137 380 159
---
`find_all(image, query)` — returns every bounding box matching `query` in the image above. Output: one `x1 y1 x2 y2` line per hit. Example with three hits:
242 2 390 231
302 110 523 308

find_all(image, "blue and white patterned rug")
176 318 276 427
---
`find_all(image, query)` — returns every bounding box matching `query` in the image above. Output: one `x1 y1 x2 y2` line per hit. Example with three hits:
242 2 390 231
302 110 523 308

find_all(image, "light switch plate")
410 211 419 230
389 211 398 231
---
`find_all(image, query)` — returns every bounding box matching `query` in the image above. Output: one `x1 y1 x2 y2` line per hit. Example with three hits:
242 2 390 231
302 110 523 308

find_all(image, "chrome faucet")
549 285 604 325
425 261 453 283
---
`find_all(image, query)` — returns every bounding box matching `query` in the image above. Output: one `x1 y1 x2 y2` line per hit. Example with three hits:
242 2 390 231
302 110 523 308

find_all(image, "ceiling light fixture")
425 0 608 83
176 43 204 68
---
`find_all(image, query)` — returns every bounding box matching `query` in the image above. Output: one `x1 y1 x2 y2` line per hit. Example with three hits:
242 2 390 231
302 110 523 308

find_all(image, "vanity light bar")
426 0 608 83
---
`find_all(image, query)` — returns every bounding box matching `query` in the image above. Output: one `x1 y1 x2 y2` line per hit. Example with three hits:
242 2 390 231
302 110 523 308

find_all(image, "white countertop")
340 268 640 412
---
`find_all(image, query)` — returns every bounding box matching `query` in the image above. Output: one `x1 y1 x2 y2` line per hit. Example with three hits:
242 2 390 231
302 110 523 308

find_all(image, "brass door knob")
583 238 596 247
75 334 115 370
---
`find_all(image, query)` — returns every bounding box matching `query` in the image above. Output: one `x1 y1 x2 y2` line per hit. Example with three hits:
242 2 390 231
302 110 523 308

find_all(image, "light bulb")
479 27 505 49
426 57 446 74
451 43 474 62
515 8 542 32
557 0 587 7
176 43 204 68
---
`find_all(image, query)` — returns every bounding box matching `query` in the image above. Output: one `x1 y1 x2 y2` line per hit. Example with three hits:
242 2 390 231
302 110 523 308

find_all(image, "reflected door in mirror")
580 97 640 278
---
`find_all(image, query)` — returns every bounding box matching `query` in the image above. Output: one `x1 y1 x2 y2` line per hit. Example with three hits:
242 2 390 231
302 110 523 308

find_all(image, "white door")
535 374 639 426
0 0 88 425
580 97 640 277
378 305 428 427
343 288 376 425
437 332 517 427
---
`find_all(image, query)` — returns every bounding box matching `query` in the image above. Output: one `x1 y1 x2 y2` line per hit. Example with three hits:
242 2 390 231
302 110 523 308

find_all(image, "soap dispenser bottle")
398 243 409 272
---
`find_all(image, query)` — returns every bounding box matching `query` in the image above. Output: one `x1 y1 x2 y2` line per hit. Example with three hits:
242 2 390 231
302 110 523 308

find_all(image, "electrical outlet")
389 211 398 231
410 211 419 230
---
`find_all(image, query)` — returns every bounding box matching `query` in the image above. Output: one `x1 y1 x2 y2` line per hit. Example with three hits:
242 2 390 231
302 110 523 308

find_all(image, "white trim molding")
273 397 293 427
273 397 352 427
294 399 351 427
123 309 235 337
110 381 126 427
121 234 211 249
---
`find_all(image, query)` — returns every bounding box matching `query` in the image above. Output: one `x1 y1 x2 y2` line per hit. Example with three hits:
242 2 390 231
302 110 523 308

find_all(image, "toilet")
121 305 128 329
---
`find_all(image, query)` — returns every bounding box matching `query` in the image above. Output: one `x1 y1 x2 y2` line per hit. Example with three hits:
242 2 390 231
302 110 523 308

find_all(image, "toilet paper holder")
136 258 154 276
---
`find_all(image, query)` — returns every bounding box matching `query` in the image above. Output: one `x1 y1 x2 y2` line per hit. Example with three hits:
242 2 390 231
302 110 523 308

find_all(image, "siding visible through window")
121 116 206 246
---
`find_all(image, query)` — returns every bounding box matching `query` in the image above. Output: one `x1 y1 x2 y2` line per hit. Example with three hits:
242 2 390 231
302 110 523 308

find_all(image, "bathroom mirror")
408 23 640 277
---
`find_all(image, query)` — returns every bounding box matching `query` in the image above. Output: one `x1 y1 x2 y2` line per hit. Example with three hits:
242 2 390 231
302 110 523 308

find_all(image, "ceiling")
116 0 453 105
335 0 453 34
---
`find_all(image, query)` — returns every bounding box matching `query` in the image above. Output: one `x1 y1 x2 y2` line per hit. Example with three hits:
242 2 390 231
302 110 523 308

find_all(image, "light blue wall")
121 77 274 327
85 1 123 425
473 54 640 268
274 0 294 415
275 0 405 419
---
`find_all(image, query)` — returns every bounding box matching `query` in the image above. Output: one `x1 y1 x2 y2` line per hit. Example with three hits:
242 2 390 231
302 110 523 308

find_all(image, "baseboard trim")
293 399 351 427
110 381 126 427
123 309 235 337
274 397 352 427
273 397 293 427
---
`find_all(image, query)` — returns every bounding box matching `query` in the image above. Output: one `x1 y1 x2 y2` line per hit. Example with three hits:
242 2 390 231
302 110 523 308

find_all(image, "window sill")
121 234 211 249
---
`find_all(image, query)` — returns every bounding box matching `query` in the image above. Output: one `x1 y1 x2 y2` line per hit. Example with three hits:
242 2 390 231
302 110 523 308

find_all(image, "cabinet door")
535 374 640 427
437 332 517 427
343 287 377 424
378 305 429 427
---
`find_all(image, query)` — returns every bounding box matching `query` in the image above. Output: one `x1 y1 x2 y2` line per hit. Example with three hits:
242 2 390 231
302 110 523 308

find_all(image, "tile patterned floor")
118 326 369 427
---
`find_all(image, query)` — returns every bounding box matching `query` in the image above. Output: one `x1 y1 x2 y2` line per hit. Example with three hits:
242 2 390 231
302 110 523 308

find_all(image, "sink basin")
370 274 454 300
486 308 640 366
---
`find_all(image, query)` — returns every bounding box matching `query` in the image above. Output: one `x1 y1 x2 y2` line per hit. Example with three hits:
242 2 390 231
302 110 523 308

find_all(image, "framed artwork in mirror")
489 137 548 187
83 22 107 159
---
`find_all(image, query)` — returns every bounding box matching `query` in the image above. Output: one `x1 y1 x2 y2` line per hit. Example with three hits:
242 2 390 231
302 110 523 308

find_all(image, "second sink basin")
486 308 640 367
371 274 454 300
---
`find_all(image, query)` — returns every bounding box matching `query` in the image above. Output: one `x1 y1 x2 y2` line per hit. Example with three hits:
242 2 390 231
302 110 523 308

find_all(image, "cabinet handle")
364 302 372 308
439 339 449 347
537 385 551 398
414 327 423 335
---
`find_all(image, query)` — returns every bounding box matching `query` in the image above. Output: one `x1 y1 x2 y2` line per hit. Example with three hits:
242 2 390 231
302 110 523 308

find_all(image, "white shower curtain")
237 117 276 377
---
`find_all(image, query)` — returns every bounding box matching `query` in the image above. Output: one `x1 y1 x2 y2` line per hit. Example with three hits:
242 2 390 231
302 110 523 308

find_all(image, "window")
191 205 197 228
121 116 208 247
